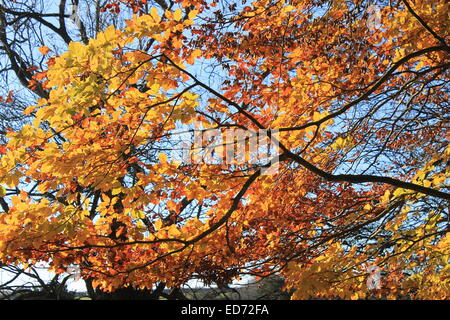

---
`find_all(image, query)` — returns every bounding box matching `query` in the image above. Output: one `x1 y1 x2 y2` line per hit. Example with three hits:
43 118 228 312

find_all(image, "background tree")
0 0 449 300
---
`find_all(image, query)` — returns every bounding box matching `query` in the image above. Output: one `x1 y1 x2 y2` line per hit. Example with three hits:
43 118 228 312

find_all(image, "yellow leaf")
312 111 321 122
152 33 165 42
158 153 168 163
401 205 411 214
154 219 163 231
168 224 181 237
282 5 296 13
173 8 183 21
164 10 173 20
192 49 202 58
23 105 39 115
132 210 146 219
380 190 391 204
188 9 198 20
150 7 160 22
186 49 202 64
351 292 359 300
393 188 408 197
112 187 122 195
0 185 6 197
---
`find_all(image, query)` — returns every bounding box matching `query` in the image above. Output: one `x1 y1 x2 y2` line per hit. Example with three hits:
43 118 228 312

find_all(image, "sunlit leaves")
0 185 6 197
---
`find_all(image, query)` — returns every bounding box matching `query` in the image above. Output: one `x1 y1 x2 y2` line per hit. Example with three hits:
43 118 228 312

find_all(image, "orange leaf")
38 46 51 55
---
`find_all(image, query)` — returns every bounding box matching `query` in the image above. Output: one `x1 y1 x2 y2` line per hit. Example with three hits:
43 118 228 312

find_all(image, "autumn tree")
0 0 449 300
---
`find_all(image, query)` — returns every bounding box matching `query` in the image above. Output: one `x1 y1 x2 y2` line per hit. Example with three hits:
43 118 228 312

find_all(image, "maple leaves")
0 0 449 299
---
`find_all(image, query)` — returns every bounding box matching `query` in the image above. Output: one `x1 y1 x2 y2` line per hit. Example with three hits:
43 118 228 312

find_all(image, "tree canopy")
0 0 449 299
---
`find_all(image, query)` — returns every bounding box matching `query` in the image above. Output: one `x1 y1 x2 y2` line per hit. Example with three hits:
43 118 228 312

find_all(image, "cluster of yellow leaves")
0 5 209 286
283 244 369 300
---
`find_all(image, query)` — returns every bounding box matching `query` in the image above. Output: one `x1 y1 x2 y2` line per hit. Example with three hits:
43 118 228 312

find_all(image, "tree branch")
401 0 448 48
282 150 450 200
